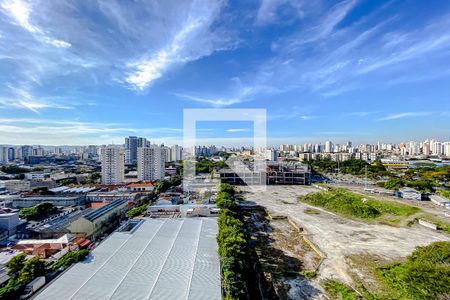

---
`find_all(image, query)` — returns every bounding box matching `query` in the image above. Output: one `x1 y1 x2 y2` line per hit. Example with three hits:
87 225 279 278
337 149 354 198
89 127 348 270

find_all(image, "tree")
384 178 405 190
18 257 46 284
5 254 26 279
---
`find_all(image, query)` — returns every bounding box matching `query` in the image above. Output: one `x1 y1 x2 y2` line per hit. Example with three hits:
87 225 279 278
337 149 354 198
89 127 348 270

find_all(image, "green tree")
18 257 46 284
5 254 26 279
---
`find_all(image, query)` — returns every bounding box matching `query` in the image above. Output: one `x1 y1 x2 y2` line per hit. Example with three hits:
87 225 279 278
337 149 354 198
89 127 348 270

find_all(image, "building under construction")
220 161 310 185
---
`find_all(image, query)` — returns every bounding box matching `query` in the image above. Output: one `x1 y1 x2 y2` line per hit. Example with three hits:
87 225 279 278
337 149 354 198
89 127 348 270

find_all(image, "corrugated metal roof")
84 199 126 222
35 218 220 300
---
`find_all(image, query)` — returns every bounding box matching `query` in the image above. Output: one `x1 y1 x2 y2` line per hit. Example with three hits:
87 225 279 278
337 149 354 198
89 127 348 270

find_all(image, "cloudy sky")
0 0 449 146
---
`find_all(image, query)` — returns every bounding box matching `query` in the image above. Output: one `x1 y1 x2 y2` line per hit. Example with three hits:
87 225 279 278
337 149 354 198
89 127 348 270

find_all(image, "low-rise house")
397 187 423 201
12 234 71 258
127 181 156 192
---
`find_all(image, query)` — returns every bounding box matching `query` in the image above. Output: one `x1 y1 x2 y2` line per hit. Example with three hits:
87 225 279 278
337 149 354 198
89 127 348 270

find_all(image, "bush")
298 188 419 220
216 184 250 299
377 241 450 299
126 204 147 218
52 249 89 271
19 202 57 220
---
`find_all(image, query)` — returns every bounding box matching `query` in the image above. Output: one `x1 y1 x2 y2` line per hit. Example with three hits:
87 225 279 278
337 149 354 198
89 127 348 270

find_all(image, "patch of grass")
376 241 450 300
322 279 362 300
300 270 318 279
298 188 420 223
304 208 321 215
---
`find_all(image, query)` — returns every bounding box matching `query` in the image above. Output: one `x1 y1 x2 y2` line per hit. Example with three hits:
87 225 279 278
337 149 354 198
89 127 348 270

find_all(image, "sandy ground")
242 185 450 288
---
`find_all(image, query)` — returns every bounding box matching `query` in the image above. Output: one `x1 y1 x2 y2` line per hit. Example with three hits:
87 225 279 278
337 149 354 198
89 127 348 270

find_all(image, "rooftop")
35 218 220 300
83 199 126 222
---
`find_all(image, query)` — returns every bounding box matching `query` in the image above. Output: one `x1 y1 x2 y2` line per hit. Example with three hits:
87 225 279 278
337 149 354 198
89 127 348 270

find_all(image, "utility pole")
365 165 368 190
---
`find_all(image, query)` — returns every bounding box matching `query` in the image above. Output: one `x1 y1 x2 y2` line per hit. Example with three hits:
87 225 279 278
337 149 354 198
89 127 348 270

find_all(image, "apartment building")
101 145 125 185
137 145 165 181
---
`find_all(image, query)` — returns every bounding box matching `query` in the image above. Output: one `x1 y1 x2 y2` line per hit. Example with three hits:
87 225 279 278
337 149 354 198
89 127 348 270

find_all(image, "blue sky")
0 0 449 146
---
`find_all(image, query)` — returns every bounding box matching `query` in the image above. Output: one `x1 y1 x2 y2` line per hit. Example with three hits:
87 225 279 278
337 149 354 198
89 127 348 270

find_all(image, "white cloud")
378 112 431 121
226 128 247 133
174 93 243 107
0 0 38 32
124 0 230 90
1 0 71 48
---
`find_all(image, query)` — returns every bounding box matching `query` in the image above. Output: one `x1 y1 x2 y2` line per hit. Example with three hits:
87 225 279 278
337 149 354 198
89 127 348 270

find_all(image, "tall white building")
171 145 183 162
101 145 125 185
137 145 165 181
265 149 277 161
325 141 333 153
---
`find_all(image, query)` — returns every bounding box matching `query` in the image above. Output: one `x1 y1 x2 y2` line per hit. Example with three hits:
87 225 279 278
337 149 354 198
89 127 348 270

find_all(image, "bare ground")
241 185 450 296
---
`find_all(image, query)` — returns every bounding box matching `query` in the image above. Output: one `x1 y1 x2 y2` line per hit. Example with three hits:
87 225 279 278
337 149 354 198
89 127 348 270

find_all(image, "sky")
0 0 450 146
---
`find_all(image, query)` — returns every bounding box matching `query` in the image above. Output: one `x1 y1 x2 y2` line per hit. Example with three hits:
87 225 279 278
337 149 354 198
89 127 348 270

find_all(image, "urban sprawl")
0 136 449 299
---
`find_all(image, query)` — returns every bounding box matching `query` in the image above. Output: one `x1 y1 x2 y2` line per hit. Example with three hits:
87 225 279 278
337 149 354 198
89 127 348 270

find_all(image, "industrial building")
220 161 311 185
68 199 128 239
12 196 85 208
35 218 220 300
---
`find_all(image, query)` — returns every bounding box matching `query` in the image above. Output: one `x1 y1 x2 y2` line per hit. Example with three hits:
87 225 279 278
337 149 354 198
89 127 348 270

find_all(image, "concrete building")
0 180 31 193
101 145 125 185
68 199 128 239
12 196 85 208
265 149 277 161
220 161 310 185
397 187 422 201
171 144 183 161
325 141 333 153
125 136 147 165
137 145 165 181
0 211 20 236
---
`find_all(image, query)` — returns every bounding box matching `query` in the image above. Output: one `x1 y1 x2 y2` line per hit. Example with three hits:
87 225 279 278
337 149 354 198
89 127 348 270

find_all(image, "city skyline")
1 0 450 145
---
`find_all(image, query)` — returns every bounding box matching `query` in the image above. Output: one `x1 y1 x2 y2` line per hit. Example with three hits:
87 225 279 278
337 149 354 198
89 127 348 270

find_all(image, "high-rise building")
137 145 165 180
171 144 183 162
0 147 7 164
7 147 15 162
125 136 147 165
265 149 277 161
325 141 333 153
101 145 125 185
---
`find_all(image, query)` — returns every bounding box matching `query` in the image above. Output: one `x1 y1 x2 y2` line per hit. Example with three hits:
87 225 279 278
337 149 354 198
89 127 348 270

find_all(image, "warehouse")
35 218 220 300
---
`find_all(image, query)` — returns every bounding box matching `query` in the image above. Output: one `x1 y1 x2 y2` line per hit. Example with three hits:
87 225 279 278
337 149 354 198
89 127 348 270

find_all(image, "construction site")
240 185 450 299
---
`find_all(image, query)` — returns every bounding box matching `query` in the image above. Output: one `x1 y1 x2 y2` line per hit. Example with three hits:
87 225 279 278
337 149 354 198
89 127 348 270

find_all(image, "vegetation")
0 254 47 300
216 183 251 299
436 189 450 199
377 241 450 299
322 280 362 300
307 158 390 178
0 165 30 174
51 249 89 271
195 157 227 174
298 188 419 222
19 202 57 220
383 178 405 190
127 204 148 218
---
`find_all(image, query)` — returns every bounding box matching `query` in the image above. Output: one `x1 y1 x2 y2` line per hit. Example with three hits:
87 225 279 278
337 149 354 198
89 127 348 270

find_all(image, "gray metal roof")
35 218 220 300
83 199 126 222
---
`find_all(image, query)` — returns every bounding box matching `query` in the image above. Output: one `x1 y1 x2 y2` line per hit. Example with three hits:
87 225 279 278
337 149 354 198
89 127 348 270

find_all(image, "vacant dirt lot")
241 185 450 288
